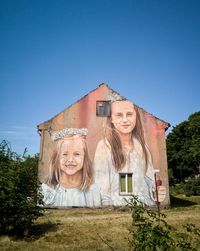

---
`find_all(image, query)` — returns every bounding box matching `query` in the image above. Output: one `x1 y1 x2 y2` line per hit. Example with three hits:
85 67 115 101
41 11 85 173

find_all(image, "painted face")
111 100 137 135
59 137 84 176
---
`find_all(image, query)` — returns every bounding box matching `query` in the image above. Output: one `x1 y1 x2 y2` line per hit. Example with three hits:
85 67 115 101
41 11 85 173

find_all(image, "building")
37 83 170 208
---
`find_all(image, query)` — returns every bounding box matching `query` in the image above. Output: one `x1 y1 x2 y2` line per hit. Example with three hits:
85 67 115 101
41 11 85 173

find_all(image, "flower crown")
106 92 125 103
51 128 88 141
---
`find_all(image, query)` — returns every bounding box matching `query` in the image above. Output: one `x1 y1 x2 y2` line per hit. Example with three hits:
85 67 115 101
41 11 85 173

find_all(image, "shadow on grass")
2 222 60 241
170 194 197 208
28 222 60 241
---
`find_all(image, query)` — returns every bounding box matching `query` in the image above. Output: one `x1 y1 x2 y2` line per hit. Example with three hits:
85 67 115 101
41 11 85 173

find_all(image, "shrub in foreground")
126 195 200 251
0 140 43 237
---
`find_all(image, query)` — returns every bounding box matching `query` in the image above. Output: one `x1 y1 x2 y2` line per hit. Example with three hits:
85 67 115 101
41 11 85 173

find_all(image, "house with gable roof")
37 83 170 208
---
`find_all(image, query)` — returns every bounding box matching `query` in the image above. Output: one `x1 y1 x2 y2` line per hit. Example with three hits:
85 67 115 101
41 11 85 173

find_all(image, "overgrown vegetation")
126 195 200 251
0 140 43 237
0 200 199 251
167 111 200 184
171 178 200 197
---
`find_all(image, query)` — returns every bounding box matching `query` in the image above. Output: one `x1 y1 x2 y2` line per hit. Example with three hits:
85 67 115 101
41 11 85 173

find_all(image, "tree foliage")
167 111 200 183
0 140 43 237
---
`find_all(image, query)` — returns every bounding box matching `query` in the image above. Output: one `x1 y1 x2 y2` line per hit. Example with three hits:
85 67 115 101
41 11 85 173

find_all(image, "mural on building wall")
94 98 166 206
40 128 101 207
38 84 169 208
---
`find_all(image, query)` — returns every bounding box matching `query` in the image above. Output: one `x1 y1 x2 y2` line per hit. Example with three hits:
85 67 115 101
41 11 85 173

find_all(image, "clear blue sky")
1 0 200 156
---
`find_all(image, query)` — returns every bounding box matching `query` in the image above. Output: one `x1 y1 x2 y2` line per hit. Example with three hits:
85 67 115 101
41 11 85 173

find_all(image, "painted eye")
74 152 81 157
116 113 122 117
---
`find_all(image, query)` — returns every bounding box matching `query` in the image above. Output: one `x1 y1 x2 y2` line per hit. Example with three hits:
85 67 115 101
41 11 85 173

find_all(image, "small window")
119 173 133 194
96 101 111 117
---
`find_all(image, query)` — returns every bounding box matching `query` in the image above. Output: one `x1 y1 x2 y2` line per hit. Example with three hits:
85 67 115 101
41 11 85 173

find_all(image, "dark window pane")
96 101 111 116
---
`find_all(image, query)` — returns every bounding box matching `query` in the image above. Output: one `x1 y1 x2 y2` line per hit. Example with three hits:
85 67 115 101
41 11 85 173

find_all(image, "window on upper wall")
96 101 111 116
119 173 133 194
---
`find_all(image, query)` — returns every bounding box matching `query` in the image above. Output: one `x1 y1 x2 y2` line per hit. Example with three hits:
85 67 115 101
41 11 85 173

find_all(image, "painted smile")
65 165 77 170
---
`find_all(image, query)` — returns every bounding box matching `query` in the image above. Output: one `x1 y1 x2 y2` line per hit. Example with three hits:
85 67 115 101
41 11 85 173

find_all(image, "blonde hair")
46 137 93 191
105 101 149 171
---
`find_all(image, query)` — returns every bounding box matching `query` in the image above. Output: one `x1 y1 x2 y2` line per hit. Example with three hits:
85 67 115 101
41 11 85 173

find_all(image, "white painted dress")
40 183 101 207
94 138 155 206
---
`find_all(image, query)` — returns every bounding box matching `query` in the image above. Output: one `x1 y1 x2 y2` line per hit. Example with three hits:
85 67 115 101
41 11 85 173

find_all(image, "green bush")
171 178 200 197
184 178 200 196
170 183 185 195
0 140 43 237
126 195 200 251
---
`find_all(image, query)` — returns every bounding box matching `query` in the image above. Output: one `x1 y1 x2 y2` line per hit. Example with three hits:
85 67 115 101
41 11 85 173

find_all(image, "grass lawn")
0 196 200 251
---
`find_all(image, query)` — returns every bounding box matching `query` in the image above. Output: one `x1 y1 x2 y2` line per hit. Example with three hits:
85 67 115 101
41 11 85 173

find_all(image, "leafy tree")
0 140 43 237
167 111 200 183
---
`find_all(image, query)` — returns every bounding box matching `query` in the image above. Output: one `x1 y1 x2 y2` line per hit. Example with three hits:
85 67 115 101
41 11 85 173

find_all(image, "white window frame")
119 173 133 195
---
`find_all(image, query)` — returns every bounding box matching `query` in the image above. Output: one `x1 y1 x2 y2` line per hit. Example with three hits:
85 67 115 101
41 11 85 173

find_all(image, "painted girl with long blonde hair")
41 128 101 207
94 99 164 206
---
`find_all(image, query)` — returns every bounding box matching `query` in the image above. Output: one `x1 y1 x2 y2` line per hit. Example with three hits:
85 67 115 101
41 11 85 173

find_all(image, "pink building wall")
38 83 170 207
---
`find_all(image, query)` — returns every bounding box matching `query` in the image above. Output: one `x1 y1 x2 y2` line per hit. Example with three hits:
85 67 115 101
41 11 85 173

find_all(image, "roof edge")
37 82 170 130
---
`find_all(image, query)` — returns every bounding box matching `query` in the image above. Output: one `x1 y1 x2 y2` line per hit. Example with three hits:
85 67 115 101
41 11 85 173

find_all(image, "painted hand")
152 185 166 203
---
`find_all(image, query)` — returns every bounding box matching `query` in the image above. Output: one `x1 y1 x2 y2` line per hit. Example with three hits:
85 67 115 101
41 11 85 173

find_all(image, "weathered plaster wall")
38 84 110 182
38 84 170 207
140 110 170 206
